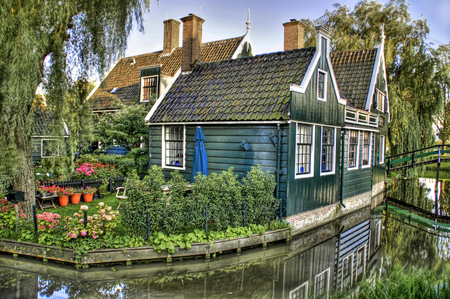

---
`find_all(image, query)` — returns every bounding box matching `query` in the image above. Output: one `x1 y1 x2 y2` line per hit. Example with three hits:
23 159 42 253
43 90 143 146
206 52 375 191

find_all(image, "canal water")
1 180 449 298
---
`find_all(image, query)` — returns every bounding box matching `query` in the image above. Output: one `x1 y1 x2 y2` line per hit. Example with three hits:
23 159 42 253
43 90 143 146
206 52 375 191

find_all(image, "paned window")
41 139 59 158
163 126 184 168
348 130 359 169
379 135 385 164
296 124 314 176
356 246 366 281
342 254 353 288
289 282 308 299
321 127 334 173
376 89 385 112
141 76 158 101
314 269 329 298
318 70 327 101
362 132 371 167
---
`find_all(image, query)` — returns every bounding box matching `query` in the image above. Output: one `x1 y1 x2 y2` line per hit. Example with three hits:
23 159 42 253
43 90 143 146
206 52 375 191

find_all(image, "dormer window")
318 69 327 101
140 66 161 102
376 89 385 112
141 76 158 101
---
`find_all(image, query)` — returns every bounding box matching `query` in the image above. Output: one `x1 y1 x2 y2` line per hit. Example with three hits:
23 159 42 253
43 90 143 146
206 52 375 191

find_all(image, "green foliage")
0 199 27 232
242 165 279 225
122 167 166 235
163 170 189 234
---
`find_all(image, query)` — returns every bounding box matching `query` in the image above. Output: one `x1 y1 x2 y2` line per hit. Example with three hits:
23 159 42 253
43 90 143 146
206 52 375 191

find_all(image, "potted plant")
71 187 82 204
36 185 47 196
56 187 70 207
82 186 97 203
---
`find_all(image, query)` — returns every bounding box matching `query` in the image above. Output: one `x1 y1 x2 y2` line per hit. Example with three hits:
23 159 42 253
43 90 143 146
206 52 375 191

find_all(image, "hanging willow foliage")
0 0 150 211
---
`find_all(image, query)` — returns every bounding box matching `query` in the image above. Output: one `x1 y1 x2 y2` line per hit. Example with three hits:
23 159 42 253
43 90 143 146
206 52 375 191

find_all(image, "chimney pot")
181 13 205 72
163 19 180 54
283 20 305 51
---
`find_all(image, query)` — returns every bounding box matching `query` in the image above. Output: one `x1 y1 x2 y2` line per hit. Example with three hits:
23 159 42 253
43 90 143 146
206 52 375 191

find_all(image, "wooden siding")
286 123 342 215
335 219 370 290
275 238 336 298
149 124 288 201
342 130 373 199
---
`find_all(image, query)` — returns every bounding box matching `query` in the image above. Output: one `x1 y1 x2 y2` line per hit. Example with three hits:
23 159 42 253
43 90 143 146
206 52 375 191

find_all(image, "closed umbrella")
191 126 208 182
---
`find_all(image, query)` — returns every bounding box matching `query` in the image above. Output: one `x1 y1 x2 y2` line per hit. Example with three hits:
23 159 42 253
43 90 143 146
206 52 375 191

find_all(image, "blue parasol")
191 126 208 182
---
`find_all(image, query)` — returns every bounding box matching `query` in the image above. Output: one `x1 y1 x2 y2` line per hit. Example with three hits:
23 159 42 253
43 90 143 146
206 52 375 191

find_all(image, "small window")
296 124 314 177
289 282 308 299
376 89 385 112
342 254 353 289
321 127 335 174
379 135 385 164
356 246 366 281
141 76 158 102
314 268 330 298
317 70 327 101
348 130 359 169
361 132 371 167
163 126 185 169
41 139 59 158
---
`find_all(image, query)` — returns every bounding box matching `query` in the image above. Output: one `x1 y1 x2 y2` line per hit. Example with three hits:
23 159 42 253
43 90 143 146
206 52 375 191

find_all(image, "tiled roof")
330 48 377 109
89 36 244 111
32 110 69 137
149 48 316 123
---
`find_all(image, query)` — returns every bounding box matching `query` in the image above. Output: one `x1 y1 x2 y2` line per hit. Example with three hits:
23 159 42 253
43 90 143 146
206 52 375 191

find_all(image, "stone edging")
0 228 291 266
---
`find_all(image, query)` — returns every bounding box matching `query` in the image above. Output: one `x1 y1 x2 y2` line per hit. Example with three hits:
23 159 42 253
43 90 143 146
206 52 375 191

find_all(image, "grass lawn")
422 170 450 180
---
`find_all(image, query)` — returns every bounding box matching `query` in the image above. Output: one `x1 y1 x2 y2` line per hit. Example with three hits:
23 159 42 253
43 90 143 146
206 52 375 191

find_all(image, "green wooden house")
145 20 389 232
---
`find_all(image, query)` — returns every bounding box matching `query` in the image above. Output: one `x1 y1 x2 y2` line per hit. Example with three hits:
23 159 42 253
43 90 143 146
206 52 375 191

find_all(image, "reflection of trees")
382 213 450 277
388 178 434 211
0 268 37 299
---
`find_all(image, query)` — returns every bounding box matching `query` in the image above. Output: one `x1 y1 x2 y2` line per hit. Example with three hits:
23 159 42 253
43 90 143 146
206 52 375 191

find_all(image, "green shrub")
163 170 189 234
242 165 279 225
122 166 166 235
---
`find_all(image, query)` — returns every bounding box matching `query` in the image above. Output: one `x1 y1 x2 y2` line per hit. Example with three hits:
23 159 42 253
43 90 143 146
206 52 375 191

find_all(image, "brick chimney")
163 19 180 54
181 13 205 72
283 19 305 51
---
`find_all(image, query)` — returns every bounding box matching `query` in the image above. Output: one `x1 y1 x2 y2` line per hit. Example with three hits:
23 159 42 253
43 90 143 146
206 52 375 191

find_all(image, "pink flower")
39 225 45 229
93 234 98 239
51 219 56 223
81 231 86 236
79 219 84 223
49 225 54 229
71 234 77 238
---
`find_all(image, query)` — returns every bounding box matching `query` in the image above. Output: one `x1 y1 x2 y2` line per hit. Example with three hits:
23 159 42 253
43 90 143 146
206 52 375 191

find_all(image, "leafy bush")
163 170 189 234
122 167 166 235
0 198 27 231
242 165 279 225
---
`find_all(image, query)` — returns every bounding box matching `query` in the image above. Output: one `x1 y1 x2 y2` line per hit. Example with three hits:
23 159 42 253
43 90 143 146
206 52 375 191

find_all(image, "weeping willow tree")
300 0 445 157
0 0 150 213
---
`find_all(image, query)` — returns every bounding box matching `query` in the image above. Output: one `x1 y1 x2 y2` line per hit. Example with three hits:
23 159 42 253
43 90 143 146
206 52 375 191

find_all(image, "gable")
147 48 316 123
88 36 245 111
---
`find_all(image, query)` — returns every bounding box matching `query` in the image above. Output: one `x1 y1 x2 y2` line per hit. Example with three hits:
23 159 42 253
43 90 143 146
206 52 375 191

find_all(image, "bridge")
386 144 450 173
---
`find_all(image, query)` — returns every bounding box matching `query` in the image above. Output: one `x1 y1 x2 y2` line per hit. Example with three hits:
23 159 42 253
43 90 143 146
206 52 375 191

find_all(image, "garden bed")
0 228 290 266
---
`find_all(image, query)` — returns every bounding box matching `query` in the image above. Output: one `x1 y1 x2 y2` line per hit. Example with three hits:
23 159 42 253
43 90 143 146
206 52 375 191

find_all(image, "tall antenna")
246 8 252 33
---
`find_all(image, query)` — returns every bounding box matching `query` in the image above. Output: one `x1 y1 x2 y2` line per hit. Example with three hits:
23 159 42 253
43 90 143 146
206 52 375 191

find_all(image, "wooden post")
436 146 441 215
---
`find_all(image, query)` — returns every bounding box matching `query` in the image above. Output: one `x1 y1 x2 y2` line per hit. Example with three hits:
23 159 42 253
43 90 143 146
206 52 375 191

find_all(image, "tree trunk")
13 129 35 216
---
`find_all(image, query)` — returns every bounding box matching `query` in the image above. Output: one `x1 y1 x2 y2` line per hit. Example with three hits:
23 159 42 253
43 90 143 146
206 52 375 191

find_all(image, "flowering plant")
36 185 47 194
36 212 61 234
74 163 96 179
82 186 97 194
55 187 71 197
36 185 58 195
63 203 119 240
0 198 26 230
64 187 74 196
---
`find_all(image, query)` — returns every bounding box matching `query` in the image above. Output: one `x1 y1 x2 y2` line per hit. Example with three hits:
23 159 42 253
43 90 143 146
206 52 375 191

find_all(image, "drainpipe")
276 124 282 216
340 129 347 208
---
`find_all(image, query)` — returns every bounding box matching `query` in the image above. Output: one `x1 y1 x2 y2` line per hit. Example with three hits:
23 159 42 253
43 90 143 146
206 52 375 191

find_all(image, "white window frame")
355 245 367 280
289 282 308 299
347 130 359 170
361 131 372 169
320 127 336 176
372 134 376 166
162 125 186 170
41 139 59 158
376 89 385 112
140 75 159 102
341 253 354 289
295 123 315 179
379 135 385 164
317 69 327 102
314 268 330 298
374 221 382 249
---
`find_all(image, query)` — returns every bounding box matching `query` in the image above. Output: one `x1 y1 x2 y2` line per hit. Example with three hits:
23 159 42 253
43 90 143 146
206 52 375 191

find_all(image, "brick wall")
283 20 305 51
181 14 204 72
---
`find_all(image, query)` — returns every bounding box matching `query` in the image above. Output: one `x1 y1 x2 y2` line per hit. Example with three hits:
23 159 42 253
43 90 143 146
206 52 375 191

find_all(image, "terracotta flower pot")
83 193 93 203
71 193 81 204
59 196 69 207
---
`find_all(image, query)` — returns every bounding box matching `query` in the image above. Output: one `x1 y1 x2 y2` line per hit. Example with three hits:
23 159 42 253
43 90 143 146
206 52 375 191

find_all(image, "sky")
124 0 450 58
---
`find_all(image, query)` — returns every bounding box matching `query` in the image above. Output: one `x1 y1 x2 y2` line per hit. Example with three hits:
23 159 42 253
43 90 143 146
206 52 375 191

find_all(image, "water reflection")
0 207 387 298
